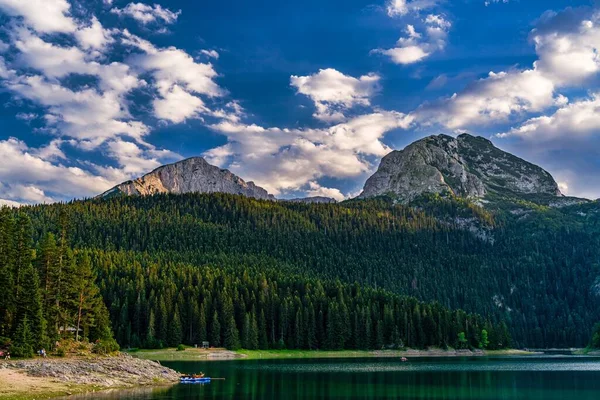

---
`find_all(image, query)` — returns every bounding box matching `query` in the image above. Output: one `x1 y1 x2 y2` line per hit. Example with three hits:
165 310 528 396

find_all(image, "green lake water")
64 356 600 399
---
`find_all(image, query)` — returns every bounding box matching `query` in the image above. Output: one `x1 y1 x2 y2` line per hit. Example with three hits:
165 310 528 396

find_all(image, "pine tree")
17 263 47 349
210 311 221 347
198 303 207 344
258 309 268 350
244 311 259 350
0 210 15 336
224 315 240 350
12 213 33 313
12 316 34 358
168 307 183 347
71 253 102 342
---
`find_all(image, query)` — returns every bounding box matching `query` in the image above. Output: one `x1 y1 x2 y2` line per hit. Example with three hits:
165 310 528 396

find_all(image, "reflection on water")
61 356 600 400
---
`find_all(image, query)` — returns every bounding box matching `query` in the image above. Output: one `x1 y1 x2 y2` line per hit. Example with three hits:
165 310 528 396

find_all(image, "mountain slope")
22 192 600 348
360 134 562 202
102 157 274 200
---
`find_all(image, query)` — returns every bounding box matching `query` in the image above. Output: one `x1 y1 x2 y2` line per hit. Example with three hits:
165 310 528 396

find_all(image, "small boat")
180 376 211 384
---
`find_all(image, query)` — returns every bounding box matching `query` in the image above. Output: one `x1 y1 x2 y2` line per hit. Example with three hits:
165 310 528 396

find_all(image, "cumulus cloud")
110 3 181 25
0 0 76 33
75 17 115 53
105 139 180 175
414 7 600 129
373 15 451 65
385 0 440 17
0 198 22 208
0 137 116 202
304 182 346 201
122 30 225 123
531 8 600 86
153 84 208 123
0 7 189 204
497 93 600 144
290 68 381 122
204 111 413 196
416 69 559 128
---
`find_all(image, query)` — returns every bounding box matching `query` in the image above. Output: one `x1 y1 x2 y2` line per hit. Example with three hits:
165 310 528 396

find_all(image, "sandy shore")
0 353 179 400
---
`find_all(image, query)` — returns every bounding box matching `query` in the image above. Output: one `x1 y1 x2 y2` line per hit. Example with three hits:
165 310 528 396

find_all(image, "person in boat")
401 357 408 362
182 372 205 379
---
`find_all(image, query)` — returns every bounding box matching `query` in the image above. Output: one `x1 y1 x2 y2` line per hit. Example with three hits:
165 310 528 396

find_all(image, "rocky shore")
0 353 180 399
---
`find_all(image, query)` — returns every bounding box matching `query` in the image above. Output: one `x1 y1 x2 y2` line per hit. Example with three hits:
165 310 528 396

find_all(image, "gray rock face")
102 157 275 200
359 134 561 202
285 196 338 204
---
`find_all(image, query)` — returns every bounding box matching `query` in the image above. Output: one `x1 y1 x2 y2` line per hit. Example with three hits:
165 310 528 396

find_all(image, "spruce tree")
224 315 240 350
168 307 183 347
209 311 221 347
12 316 34 358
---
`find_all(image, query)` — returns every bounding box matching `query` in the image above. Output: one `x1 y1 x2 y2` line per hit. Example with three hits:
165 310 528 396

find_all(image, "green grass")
129 347 533 362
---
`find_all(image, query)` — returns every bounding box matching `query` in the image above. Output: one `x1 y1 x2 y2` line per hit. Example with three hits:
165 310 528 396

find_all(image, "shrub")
176 344 185 351
92 338 120 355
55 347 66 357
0 336 11 347
11 344 34 358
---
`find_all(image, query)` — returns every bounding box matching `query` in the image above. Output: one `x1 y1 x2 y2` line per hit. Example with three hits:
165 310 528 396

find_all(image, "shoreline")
0 353 179 400
129 347 541 362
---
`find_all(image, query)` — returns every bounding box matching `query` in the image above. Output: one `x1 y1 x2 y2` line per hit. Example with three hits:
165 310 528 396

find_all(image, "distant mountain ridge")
101 134 570 205
102 157 275 200
359 134 562 202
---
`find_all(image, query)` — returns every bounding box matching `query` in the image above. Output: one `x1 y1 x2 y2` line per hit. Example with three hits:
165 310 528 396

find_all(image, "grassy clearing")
129 347 535 362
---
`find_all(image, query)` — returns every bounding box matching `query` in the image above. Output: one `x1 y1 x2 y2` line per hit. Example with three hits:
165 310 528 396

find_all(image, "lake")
64 356 600 399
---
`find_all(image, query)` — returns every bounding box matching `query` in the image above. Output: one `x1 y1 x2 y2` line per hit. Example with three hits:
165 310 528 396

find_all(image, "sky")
1 0 600 205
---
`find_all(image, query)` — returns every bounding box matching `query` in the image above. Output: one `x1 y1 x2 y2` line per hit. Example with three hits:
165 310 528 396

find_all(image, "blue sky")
0 0 599 204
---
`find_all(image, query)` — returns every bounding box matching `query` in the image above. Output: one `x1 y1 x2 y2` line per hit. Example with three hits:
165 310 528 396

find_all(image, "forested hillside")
0 209 116 356
15 192 600 348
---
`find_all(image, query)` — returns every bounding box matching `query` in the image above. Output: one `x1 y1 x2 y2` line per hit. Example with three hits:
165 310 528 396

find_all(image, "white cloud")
412 7 600 129
305 182 346 201
0 0 76 33
0 137 116 201
122 30 225 123
290 68 381 122
153 84 207 123
374 15 451 65
200 50 219 59
111 3 181 25
531 9 600 86
75 17 115 52
416 69 558 128
15 112 37 122
205 111 413 195
0 198 22 207
497 93 600 144
105 139 179 176
385 0 440 17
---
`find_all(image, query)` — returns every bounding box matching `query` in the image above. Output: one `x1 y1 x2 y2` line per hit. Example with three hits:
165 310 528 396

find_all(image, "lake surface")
65 356 600 399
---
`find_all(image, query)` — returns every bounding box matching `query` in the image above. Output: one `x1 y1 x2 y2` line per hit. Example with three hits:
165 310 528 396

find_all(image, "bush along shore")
0 353 179 400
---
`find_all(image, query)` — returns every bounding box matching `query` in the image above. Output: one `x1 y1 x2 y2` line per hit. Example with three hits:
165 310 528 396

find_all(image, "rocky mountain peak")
359 133 562 202
101 157 275 200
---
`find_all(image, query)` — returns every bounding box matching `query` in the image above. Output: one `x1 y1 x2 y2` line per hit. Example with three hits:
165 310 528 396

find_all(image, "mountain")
101 157 275 200
359 134 562 202
285 196 338 204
